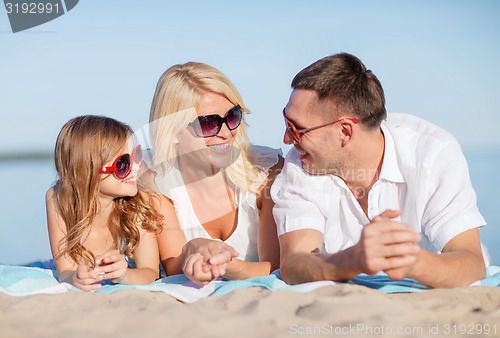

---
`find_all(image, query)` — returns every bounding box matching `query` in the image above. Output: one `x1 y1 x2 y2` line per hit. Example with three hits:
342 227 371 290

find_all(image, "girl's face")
98 138 140 200
177 92 240 170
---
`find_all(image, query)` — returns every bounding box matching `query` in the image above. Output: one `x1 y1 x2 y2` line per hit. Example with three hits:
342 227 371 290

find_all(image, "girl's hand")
94 250 128 283
72 265 103 292
181 239 239 284
182 253 213 285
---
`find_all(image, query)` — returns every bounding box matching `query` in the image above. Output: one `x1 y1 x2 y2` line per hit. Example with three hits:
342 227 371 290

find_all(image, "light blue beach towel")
1 264 500 303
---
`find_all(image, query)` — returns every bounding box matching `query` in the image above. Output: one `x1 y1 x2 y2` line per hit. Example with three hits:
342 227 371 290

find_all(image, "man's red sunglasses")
283 109 359 143
99 145 143 179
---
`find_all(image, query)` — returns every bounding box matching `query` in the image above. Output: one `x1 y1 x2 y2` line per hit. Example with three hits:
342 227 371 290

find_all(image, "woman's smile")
208 143 230 153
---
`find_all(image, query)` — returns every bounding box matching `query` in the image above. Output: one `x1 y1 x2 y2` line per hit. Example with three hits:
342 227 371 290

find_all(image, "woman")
145 62 282 284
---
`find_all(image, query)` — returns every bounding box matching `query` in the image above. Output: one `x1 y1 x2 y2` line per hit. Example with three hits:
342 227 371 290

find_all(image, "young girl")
46 115 163 292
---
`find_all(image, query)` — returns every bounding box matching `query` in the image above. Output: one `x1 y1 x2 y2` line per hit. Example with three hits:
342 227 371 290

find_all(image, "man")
272 53 487 288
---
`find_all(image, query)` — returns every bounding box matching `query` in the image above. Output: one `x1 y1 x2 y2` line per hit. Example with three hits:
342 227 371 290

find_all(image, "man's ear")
340 120 356 147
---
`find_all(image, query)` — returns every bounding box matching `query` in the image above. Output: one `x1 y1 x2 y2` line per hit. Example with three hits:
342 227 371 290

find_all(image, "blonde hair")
53 115 163 265
149 62 260 192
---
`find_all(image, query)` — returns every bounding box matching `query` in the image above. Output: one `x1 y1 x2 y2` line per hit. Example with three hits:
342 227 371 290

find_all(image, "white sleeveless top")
154 145 281 262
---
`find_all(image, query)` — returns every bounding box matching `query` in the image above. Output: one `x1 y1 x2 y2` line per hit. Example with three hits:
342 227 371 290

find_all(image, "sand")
1 285 500 338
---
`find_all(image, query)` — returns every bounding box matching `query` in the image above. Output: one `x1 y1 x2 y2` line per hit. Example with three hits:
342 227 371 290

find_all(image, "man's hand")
353 209 421 278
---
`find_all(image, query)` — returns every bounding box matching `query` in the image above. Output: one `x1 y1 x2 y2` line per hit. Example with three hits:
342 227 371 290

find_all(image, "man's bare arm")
279 211 421 285
390 228 486 287
279 229 360 284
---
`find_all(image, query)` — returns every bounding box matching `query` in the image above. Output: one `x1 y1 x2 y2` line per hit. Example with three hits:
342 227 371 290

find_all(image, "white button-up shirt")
272 113 486 256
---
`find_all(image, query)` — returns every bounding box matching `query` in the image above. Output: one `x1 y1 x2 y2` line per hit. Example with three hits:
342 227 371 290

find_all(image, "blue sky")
1 0 499 155
1 1 500 265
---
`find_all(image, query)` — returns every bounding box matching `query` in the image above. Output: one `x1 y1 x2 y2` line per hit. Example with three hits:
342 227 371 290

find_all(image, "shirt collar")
379 121 405 183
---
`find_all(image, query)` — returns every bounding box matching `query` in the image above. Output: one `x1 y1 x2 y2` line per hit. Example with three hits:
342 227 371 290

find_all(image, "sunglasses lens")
115 154 131 178
226 106 242 130
285 120 300 142
197 115 221 137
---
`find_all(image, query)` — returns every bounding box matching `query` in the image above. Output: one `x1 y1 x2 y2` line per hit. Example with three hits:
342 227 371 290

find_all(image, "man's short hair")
292 53 386 129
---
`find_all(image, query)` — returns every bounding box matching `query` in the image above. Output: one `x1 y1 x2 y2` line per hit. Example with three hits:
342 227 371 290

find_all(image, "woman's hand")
72 265 103 292
94 250 128 284
181 238 239 284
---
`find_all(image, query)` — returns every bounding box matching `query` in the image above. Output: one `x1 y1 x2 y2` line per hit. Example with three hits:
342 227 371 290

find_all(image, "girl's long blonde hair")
149 62 261 192
53 115 163 265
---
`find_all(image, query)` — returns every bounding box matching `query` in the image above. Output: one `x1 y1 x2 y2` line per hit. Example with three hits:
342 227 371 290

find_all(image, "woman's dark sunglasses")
188 105 242 138
99 145 143 179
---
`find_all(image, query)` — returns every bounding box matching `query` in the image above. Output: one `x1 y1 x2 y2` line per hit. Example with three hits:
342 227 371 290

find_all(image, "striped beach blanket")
1 264 499 303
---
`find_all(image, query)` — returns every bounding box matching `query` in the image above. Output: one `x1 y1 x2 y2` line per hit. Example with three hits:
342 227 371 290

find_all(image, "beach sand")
1 284 500 337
